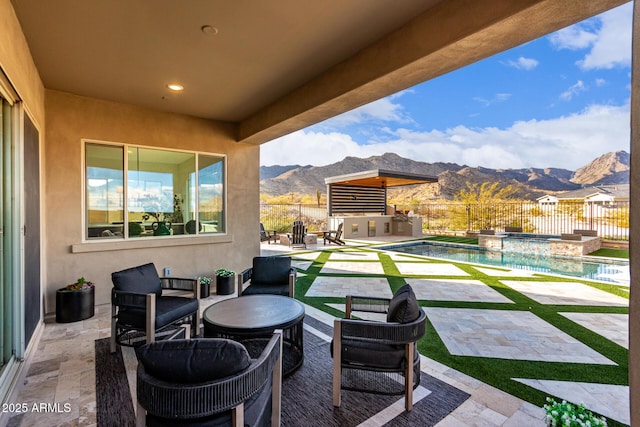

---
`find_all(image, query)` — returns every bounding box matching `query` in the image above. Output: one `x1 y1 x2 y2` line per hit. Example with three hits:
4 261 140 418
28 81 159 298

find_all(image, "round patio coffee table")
202 295 305 376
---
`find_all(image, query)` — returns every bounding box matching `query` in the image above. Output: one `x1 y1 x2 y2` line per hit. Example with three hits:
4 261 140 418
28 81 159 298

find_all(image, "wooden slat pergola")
325 169 438 215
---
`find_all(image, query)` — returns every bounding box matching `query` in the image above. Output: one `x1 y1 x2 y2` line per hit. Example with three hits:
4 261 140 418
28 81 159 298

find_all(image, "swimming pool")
383 241 629 284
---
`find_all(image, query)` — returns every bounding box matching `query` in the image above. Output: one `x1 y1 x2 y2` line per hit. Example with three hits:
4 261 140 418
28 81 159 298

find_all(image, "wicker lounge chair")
332 284 426 412
136 332 283 427
238 256 296 297
110 263 200 353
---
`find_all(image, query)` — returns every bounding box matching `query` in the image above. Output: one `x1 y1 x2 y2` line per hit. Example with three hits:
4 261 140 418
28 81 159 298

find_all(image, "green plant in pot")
65 276 94 291
215 268 235 295
215 268 235 278
56 277 95 323
543 397 607 427
199 276 212 298
128 221 143 237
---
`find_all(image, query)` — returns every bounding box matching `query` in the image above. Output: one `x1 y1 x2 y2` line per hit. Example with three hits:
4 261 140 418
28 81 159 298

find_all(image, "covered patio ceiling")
10 0 628 145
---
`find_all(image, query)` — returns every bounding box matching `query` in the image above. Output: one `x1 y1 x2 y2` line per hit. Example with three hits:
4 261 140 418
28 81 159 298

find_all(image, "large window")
85 142 225 239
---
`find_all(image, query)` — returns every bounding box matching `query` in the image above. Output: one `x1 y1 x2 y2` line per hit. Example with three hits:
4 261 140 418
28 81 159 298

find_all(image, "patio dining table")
202 294 305 376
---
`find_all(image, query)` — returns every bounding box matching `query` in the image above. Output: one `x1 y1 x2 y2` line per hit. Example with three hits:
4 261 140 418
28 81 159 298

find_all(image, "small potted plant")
215 268 235 295
56 277 95 323
543 397 607 427
199 276 212 298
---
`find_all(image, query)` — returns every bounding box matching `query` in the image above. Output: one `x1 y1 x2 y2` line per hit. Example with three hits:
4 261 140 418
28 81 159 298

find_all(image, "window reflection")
85 142 224 239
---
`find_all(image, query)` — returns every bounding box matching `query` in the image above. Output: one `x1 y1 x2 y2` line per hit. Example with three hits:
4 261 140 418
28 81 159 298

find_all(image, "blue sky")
261 3 632 171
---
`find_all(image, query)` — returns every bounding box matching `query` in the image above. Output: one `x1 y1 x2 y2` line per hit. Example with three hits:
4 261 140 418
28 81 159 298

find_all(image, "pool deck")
263 234 630 426
6 234 630 426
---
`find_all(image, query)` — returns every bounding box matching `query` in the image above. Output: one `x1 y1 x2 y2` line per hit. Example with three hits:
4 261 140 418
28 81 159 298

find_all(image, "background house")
537 184 630 216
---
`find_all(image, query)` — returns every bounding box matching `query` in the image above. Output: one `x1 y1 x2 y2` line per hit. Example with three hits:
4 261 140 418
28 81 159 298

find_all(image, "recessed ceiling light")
201 25 219 35
167 84 184 91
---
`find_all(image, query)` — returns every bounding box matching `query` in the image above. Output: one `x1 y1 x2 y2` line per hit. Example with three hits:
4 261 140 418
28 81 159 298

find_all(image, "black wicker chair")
110 263 200 353
332 284 426 412
238 256 296 297
136 332 283 427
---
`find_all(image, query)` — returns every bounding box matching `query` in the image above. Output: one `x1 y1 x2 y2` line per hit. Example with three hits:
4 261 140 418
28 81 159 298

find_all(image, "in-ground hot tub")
479 232 601 257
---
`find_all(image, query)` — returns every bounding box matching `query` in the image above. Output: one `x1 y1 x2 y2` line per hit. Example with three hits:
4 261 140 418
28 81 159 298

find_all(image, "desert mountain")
571 150 630 185
260 150 630 201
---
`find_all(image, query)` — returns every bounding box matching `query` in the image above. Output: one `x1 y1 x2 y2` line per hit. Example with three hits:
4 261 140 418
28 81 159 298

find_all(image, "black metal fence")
260 201 630 241
260 204 329 233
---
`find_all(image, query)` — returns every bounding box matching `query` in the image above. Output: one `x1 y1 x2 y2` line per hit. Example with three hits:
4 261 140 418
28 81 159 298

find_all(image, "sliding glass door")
0 95 11 372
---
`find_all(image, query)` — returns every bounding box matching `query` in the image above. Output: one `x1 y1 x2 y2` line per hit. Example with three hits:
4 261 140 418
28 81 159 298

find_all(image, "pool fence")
260 201 629 242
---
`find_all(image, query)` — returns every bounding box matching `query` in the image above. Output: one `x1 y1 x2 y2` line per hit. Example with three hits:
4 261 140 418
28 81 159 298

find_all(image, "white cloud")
261 103 629 170
260 131 366 167
505 56 539 70
560 80 587 101
549 26 598 50
549 3 631 70
316 91 413 128
473 93 512 107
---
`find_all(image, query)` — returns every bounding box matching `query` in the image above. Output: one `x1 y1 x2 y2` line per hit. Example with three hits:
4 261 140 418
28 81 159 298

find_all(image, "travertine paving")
407 278 514 303
473 266 537 277
6 238 629 427
306 276 393 298
291 260 313 271
320 260 385 275
513 378 629 425
560 312 629 348
328 251 381 260
424 307 615 364
395 262 470 276
501 280 629 306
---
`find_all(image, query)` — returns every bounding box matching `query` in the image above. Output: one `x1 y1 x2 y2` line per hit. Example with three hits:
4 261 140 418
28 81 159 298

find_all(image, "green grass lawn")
589 248 629 259
422 235 479 245
292 245 629 426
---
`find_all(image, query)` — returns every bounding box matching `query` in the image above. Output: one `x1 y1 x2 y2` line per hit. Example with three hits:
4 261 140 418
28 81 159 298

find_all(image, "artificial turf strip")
422 236 479 245
290 247 629 426
588 248 629 259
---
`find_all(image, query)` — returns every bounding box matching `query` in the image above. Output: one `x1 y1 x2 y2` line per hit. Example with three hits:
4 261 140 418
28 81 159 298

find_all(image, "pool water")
384 242 629 284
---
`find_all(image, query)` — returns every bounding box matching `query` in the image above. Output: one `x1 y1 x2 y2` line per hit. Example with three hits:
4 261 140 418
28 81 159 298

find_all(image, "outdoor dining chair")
110 262 200 353
332 284 426 412
238 256 296 297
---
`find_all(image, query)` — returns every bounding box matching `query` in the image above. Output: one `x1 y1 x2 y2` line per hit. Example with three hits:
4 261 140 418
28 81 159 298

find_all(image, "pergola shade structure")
325 169 438 215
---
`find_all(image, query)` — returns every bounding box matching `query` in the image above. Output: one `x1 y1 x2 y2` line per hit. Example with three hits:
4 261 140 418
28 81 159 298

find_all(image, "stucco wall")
0 0 45 125
44 90 260 312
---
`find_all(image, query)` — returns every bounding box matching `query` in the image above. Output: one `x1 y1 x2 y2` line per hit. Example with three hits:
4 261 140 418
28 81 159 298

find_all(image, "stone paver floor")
283 238 630 426
7 237 629 426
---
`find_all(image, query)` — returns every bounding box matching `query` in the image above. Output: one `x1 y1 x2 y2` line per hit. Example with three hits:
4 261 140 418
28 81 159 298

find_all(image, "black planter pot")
200 281 211 298
216 275 235 295
56 286 95 323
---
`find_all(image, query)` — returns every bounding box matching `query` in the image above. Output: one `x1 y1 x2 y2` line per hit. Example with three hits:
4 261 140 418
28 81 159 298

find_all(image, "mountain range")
260 150 630 201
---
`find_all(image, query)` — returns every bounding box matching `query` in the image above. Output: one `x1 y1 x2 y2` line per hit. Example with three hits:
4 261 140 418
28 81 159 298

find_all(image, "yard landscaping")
290 244 630 426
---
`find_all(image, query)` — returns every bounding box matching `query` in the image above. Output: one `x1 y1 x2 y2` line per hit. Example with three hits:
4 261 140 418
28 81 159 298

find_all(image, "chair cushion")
332 338 418 370
242 283 289 297
136 338 251 384
251 257 291 285
118 296 198 330
112 263 162 296
387 284 420 324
